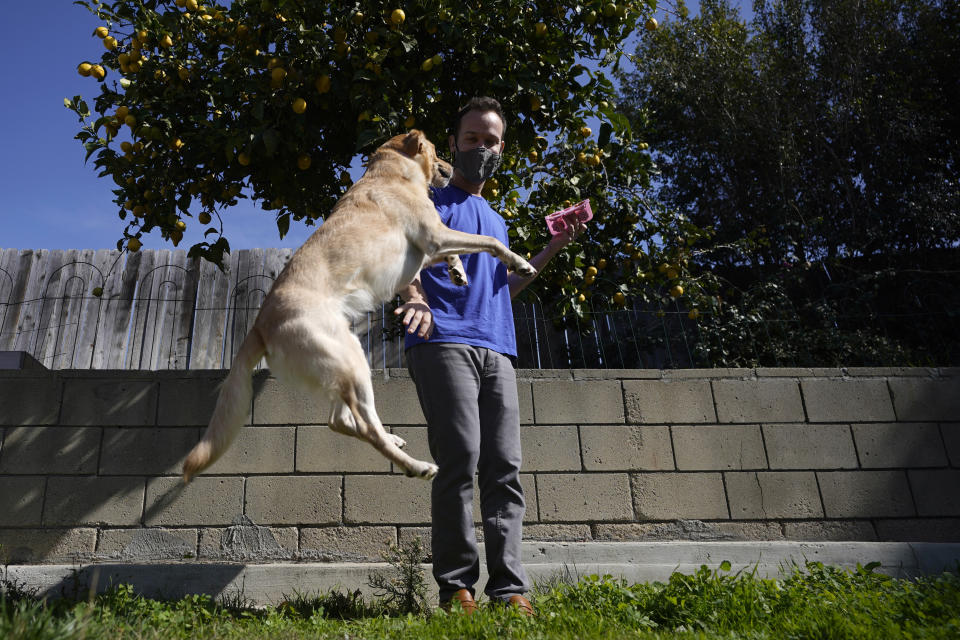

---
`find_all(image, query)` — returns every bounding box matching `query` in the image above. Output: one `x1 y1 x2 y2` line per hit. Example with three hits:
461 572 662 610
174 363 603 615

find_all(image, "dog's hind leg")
328 399 406 449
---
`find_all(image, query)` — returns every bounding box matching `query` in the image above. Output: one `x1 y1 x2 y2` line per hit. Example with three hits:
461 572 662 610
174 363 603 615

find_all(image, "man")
396 97 582 615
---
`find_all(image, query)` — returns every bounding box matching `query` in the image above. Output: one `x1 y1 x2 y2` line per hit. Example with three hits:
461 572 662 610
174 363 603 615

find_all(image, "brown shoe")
507 594 535 617
440 588 478 615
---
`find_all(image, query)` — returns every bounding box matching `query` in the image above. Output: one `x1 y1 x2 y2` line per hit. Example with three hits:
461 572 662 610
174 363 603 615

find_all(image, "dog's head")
382 129 452 188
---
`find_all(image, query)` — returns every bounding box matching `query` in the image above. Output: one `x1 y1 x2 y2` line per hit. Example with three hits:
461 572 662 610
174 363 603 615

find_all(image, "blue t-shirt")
404 184 517 357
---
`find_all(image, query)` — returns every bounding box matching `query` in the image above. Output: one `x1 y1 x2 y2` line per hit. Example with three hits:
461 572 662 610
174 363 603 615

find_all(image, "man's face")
449 109 505 157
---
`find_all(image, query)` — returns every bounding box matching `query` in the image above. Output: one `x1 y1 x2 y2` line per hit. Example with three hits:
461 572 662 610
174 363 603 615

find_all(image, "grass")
2 561 959 639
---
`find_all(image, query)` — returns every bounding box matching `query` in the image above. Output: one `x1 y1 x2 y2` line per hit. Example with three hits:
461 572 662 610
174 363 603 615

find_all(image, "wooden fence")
0 248 687 371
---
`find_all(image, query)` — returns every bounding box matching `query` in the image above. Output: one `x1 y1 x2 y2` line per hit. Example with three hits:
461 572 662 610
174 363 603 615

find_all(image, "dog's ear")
401 130 424 158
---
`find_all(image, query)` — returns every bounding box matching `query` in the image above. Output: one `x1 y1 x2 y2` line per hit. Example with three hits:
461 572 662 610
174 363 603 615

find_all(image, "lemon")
120 141 133 153
171 138 185 151
353 11 364 24
586 266 598 277
603 3 617 17
175 220 187 231
577 294 586 303
315 74 331 93
124 114 137 127
666 268 678 279
78 62 93 77
178 66 190 81
421 57 434 71
292 97 307 113
92 286 104 297
597 258 607 269
94 26 109 38
198 211 212 224
271 66 287 84
613 292 626 305
669 284 684 298
91 65 106 80
160 34 173 48
535 22 547 37
579 126 592 137
390 8 405 24
186 0 198 11
688 308 700 320
528 150 538 162
645 17 659 31
237 152 251 166
431 54 442 66
404 115 416 128
127 237 142 252
529 95 541 111
297 153 311 170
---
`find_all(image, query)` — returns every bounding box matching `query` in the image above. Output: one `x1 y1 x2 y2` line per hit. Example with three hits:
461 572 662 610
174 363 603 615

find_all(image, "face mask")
453 144 501 184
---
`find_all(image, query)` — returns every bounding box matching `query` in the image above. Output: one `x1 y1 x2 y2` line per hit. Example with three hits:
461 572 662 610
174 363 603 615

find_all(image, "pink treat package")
545 199 593 235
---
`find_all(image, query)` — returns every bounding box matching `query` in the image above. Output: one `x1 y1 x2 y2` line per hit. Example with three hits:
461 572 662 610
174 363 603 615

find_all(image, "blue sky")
3 1 753 252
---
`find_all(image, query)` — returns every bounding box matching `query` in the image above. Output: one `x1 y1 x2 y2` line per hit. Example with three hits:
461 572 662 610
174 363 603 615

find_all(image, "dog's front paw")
513 258 537 278
405 460 439 479
389 433 407 449
448 267 468 286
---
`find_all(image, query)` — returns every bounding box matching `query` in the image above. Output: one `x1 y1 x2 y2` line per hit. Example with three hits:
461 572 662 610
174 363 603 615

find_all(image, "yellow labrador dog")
183 130 536 482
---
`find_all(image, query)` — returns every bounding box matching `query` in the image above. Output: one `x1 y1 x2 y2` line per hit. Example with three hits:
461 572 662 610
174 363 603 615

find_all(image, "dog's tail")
183 328 266 483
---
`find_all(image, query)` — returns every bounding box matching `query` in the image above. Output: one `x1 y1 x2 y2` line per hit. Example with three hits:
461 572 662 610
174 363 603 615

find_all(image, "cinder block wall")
1 367 958 564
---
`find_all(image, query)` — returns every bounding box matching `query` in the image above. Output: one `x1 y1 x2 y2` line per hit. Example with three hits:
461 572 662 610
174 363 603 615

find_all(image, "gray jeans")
406 342 529 602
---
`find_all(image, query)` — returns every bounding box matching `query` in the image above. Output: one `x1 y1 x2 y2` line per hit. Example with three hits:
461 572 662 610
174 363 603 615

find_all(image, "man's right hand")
395 299 434 339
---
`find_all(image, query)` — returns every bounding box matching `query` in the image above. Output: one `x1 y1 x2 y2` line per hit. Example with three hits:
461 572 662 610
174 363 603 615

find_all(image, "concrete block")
533 380 624 424
245 476 342 525
372 377 425 425
297 426 391 473
801 378 895 423
595 520 784 541
908 470 960 516
631 473 728 520
0 426 100 474
942 424 960 466
398 527 433 555
300 526 397 561
623 380 715 424
852 423 948 468
198 518 298 560
44 476 145 526
0 528 96 563
516 369 573 380
580 425 674 471
60 378 157 426
523 524 593 541
889 378 960 421
713 379 805 423
0 476 45 526
196 524 294 560
726 472 823 519
0 376 60 425
388 426 433 474
252 375 329 425
100 427 199 475
755 368 842 377
537 473 633 522
157 374 226 425
763 423 858 469
517 381 534 424
521 426 581 471
345 475 431 524
818 471 916 518
846 367 934 377
573 369 661 380
144 476 244 526
875 518 960 542
672 425 767 470
205 426 295 475
663 369 748 379
97 528 198 560
782 521 877 541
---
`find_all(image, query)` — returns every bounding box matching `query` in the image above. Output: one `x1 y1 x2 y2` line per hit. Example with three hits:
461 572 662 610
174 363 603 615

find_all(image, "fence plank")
14 250 56 355
127 249 161 369
225 249 263 367
52 249 94 369
152 250 189 369
73 249 117 369
173 254 201 369
189 255 230 369
94 251 139 368
0 249 25 351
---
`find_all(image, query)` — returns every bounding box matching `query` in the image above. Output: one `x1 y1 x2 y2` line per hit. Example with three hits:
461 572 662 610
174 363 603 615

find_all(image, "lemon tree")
68 0 677 316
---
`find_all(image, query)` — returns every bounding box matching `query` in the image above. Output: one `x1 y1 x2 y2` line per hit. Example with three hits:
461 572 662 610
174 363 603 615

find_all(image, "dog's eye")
437 165 450 178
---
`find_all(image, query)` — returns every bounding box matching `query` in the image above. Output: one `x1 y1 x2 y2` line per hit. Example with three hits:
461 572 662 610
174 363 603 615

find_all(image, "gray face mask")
453 144 501 184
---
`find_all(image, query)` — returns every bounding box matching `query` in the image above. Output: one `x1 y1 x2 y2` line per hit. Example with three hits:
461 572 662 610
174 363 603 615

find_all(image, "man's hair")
451 97 507 138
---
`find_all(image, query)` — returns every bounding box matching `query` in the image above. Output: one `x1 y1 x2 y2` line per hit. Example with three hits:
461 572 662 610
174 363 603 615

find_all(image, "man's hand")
547 218 585 252
395 299 434 339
